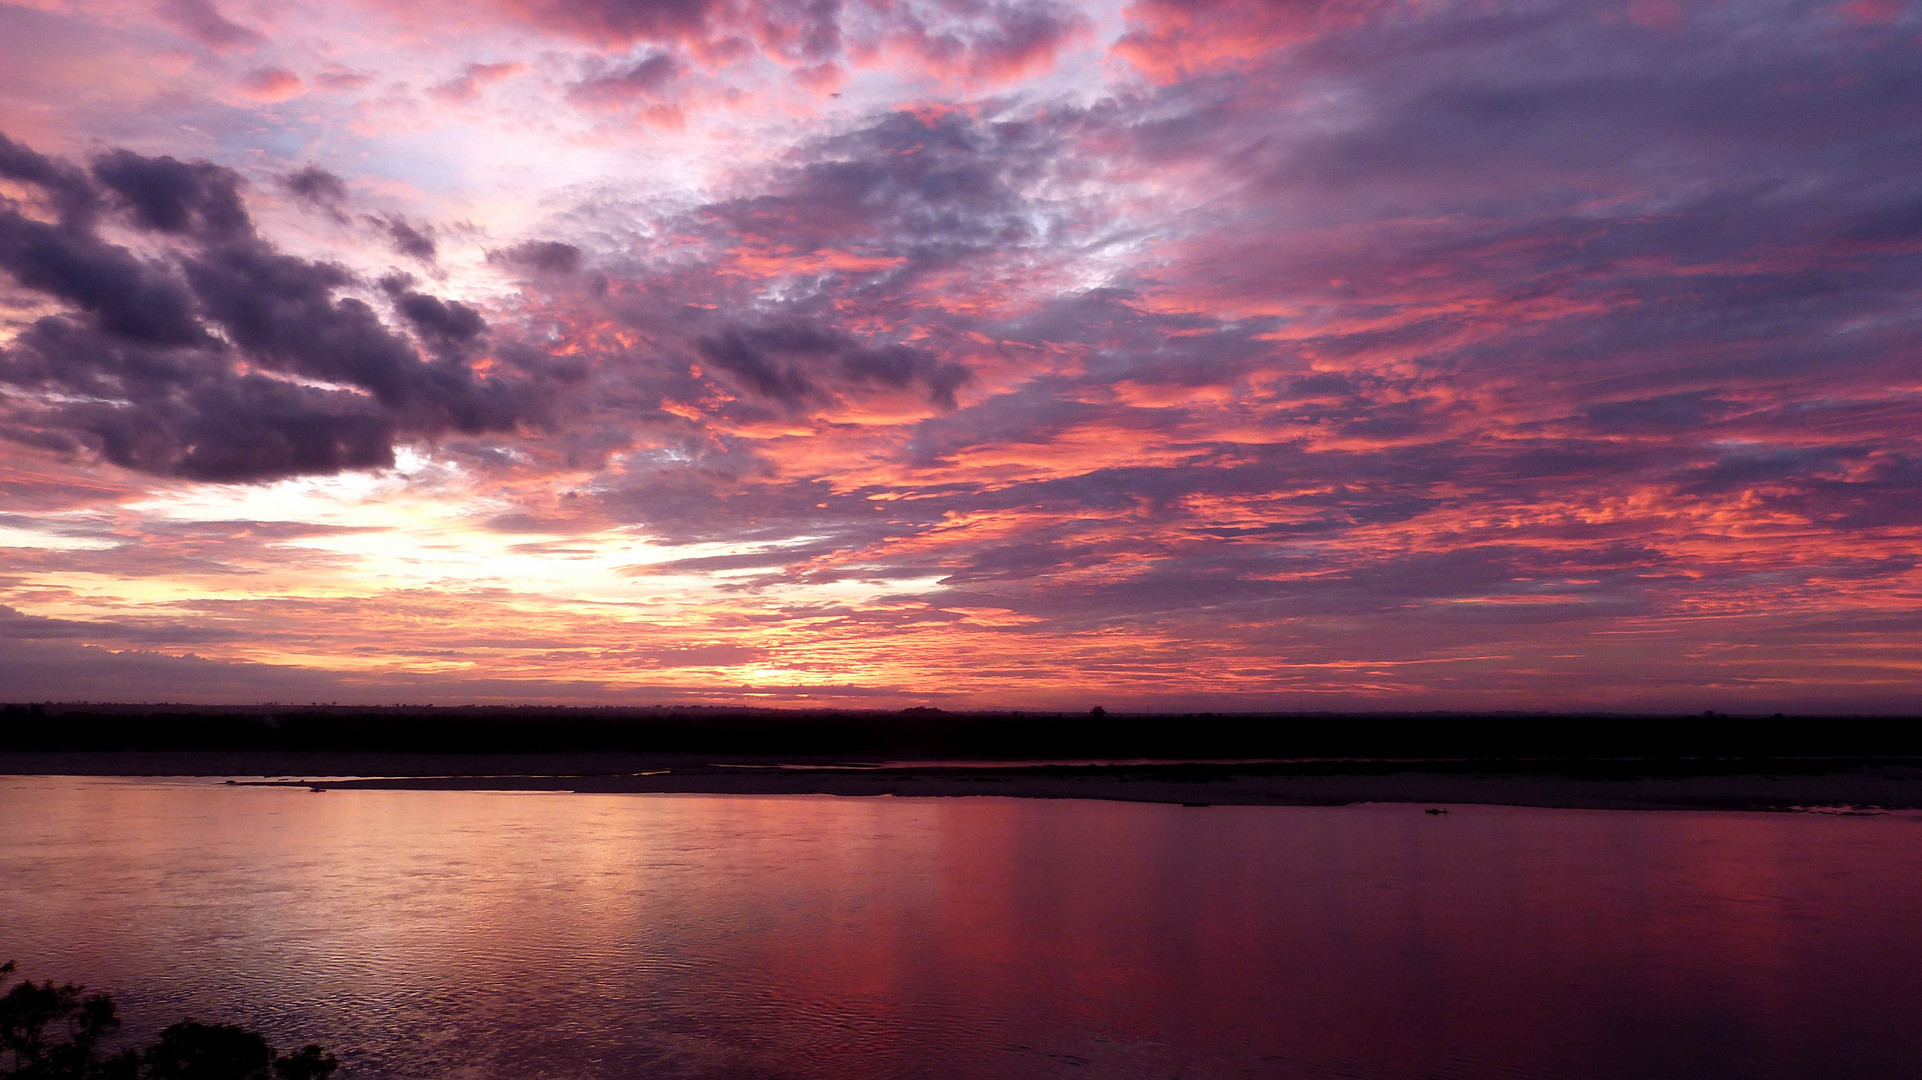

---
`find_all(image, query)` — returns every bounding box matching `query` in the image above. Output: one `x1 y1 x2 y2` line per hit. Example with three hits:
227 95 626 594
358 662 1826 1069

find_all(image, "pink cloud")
428 60 526 103
235 66 304 101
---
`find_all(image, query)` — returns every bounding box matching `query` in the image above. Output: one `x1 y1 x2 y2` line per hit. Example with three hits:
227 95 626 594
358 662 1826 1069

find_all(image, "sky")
0 0 1918 712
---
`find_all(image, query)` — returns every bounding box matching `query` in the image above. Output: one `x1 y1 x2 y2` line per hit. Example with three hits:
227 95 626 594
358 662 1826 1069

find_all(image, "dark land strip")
5 705 1921 811
246 758 1922 812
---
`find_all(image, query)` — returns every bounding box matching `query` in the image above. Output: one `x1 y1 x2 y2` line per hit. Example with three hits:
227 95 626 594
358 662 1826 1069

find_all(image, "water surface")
2 777 1919 1079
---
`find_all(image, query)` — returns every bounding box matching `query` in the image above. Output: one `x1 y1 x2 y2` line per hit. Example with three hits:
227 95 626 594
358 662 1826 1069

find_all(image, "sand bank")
7 752 1921 811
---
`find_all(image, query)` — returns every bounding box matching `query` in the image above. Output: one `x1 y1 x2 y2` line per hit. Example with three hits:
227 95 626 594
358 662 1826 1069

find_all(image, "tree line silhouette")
8 703 1914 761
1 964 337 1080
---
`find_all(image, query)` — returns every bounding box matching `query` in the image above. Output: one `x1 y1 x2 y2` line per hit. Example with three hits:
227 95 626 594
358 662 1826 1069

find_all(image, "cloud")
155 0 264 51
488 240 584 275
697 318 971 410
235 67 304 102
494 0 717 48
183 241 524 431
374 215 438 260
0 131 95 218
0 316 398 480
0 604 110 640
0 134 548 483
312 70 374 91
281 166 350 219
1113 0 1361 82
3 0 1921 708
389 286 489 359
568 52 680 109
475 0 1922 709
428 61 526 103
0 192 208 346
875 0 1093 84
685 106 1081 284
91 150 252 237
359 0 1090 88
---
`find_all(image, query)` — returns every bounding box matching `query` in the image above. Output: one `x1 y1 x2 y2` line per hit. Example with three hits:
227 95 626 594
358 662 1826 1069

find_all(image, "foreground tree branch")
1 964 338 1080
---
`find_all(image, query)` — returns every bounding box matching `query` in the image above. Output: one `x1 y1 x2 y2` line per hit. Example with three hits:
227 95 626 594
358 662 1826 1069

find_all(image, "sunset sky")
1 0 1918 711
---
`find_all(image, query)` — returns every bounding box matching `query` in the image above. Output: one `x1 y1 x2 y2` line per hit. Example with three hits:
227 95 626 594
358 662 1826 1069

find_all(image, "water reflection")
2 777 1919 1079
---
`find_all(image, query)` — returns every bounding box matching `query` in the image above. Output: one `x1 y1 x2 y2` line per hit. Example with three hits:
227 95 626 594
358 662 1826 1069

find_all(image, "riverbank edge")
6 752 1922 812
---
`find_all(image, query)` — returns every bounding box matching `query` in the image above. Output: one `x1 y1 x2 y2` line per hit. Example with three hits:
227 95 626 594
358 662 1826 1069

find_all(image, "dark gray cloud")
1 315 397 480
185 239 532 431
282 165 350 220
568 52 679 107
374 215 438 260
0 131 97 224
393 290 487 350
489 240 584 274
0 133 546 483
695 318 970 410
92 150 251 237
0 215 206 346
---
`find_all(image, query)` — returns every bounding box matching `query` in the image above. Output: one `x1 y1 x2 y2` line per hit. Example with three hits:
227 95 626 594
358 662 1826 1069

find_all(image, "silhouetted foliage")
0 966 335 1080
0 962 133 1080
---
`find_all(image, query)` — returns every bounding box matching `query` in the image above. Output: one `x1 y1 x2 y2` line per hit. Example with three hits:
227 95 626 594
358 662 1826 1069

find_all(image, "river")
2 776 1919 1079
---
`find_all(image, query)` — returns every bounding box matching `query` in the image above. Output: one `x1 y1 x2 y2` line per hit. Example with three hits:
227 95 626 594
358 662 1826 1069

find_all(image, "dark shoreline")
8 707 1922 811
8 751 1922 812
